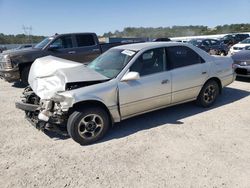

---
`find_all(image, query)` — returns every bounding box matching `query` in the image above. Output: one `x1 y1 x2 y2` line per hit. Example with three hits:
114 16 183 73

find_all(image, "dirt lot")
0 78 250 188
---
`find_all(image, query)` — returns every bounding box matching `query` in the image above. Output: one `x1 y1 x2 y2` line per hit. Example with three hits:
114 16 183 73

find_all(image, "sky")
0 0 250 36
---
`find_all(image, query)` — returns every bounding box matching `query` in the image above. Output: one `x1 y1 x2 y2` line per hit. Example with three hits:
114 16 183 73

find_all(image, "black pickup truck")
0 33 131 85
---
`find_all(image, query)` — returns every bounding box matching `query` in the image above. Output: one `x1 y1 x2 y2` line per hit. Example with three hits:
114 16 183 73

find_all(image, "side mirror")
48 44 60 51
121 72 140 82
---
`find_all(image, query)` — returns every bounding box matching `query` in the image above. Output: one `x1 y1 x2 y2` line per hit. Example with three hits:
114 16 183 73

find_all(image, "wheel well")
19 63 32 73
70 100 114 124
221 50 227 55
205 77 222 93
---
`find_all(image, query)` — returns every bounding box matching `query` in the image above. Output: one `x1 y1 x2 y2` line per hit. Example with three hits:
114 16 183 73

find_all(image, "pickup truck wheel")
197 80 219 108
20 65 31 86
67 107 110 145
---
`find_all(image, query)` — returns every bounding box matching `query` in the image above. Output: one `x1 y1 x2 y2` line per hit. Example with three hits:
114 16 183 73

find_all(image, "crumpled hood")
29 56 108 99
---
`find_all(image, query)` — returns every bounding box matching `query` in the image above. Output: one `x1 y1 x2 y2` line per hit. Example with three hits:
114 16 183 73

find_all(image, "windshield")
240 38 250 44
88 49 136 78
34 37 53 49
188 39 202 46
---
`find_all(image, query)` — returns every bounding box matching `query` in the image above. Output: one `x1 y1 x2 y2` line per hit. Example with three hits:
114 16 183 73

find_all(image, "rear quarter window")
75 34 96 47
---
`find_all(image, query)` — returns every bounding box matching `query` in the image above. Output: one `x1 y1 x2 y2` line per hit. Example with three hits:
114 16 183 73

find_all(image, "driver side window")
51 36 73 49
130 48 166 76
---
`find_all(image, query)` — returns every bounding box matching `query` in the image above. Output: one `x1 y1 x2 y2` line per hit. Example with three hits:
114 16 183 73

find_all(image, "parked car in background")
232 49 250 78
220 33 249 46
229 37 250 55
0 46 7 53
16 42 235 145
16 44 33 50
0 32 137 85
153 38 171 42
235 33 250 42
188 38 229 56
2 44 33 53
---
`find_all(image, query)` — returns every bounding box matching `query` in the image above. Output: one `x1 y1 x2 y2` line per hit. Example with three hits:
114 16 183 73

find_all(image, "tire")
67 106 110 145
196 80 219 108
220 51 227 56
20 65 31 86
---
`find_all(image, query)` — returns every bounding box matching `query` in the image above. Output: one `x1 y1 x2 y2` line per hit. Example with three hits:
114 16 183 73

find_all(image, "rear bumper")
221 73 236 87
0 68 20 82
15 101 39 112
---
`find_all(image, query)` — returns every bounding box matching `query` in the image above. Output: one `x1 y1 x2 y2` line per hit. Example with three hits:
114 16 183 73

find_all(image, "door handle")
92 49 100 52
161 79 169 84
68 51 76 54
202 71 207 75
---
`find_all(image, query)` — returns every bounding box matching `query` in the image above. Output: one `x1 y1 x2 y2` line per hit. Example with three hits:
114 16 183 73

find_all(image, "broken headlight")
51 94 66 102
51 93 74 111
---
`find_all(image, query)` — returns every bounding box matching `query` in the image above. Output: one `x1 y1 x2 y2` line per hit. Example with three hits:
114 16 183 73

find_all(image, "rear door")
118 48 172 119
73 34 101 64
166 46 209 103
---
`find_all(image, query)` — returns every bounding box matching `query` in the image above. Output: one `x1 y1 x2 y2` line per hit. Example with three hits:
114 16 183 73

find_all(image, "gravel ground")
0 78 250 188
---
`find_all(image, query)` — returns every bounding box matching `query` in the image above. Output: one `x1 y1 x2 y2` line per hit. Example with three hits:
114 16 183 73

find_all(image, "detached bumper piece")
15 101 68 136
15 101 39 112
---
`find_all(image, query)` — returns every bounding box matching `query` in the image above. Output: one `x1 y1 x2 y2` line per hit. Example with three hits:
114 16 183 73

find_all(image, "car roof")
113 42 190 51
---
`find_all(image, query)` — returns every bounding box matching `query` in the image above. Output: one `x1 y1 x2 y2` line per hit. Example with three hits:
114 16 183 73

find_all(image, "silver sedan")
16 42 235 145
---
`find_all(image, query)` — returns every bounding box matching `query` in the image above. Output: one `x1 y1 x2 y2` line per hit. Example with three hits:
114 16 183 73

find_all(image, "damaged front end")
15 86 69 135
15 56 112 136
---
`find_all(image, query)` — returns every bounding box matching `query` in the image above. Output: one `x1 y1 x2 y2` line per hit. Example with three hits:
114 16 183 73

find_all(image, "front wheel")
67 107 110 145
196 80 219 108
20 65 31 86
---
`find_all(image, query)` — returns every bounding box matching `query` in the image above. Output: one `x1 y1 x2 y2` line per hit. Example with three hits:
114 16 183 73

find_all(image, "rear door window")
166 46 204 69
75 34 96 47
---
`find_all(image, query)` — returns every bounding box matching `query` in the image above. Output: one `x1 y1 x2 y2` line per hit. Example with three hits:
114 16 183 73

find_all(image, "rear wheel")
196 80 219 107
20 65 31 86
220 51 227 56
67 107 110 145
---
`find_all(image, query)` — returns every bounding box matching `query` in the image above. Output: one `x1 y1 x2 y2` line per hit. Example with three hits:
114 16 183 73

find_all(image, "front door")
118 48 172 119
48 35 78 61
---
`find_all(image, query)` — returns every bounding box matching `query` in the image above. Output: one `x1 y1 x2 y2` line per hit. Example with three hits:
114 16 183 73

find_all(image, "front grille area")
234 61 250 66
235 68 250 75
233 47 244 50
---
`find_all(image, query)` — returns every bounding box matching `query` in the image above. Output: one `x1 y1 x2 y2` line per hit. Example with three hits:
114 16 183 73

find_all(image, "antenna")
22 25 33 43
